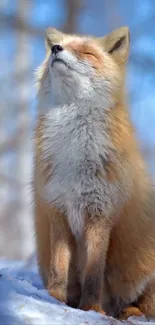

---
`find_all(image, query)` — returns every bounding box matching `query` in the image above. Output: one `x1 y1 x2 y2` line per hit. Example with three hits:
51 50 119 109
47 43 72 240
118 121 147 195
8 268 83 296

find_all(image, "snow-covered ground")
0 259 155 325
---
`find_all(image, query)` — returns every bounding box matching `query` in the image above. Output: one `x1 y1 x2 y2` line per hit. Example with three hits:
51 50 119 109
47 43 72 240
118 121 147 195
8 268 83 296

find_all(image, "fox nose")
51 44 63 55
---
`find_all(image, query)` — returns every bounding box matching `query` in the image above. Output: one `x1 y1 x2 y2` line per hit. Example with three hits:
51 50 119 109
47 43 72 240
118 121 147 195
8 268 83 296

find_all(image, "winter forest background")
0 0 155 260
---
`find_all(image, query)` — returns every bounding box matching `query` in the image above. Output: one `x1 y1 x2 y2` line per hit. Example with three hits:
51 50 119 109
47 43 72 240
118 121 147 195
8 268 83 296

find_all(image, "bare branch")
63 0 84 33
0 13 44 38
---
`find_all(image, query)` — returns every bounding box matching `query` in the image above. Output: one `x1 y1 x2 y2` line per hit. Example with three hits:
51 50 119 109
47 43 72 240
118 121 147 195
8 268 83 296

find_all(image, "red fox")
34 26 155 319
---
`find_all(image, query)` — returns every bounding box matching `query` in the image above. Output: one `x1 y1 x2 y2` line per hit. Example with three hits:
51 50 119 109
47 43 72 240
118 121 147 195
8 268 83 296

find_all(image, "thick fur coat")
34 27 155 319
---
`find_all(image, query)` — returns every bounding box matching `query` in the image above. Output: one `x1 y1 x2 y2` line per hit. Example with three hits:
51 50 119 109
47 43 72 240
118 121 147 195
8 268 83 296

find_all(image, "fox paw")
48 287 67 304
118 306 143 320
80 304 106 315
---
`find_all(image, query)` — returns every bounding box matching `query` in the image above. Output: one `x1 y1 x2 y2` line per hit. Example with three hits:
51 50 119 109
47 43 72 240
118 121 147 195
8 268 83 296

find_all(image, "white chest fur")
41 103 125 238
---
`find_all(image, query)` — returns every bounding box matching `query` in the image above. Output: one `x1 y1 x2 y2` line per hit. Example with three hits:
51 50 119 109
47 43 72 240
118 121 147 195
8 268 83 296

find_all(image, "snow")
0 260 154 325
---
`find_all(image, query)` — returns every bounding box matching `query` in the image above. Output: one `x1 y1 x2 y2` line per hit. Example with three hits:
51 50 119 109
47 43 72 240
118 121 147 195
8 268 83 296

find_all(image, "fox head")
36 27 130 110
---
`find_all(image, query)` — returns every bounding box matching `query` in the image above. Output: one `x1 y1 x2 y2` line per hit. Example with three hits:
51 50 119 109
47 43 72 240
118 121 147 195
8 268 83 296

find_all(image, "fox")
34 26 155 320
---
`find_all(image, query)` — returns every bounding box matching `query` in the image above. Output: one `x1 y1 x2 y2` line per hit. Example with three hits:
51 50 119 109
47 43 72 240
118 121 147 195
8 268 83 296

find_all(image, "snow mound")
0 260 154 325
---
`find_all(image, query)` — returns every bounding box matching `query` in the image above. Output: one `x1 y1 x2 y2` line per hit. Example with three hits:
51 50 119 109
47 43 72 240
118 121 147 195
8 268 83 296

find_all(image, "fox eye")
85 52 95 57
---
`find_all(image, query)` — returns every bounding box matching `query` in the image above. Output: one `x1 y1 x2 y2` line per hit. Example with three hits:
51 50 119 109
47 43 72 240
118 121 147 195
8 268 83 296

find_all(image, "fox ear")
98 27 130 64
45 28 66 51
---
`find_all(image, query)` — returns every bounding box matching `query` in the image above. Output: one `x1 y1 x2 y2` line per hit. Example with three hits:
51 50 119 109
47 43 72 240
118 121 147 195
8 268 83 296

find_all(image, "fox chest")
41 109 116 237
43 112 111 192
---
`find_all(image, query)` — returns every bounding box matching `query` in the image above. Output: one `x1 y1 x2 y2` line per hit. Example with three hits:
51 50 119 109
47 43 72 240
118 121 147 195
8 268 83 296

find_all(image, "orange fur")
81 304 106 315
34 191 50 286
118 306 143 320
65 41 105 70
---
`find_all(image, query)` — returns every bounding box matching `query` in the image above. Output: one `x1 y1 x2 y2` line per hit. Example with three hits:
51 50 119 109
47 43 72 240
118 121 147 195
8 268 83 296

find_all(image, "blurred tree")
13 0 34 259
64 0 83 32
0 0 34 259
